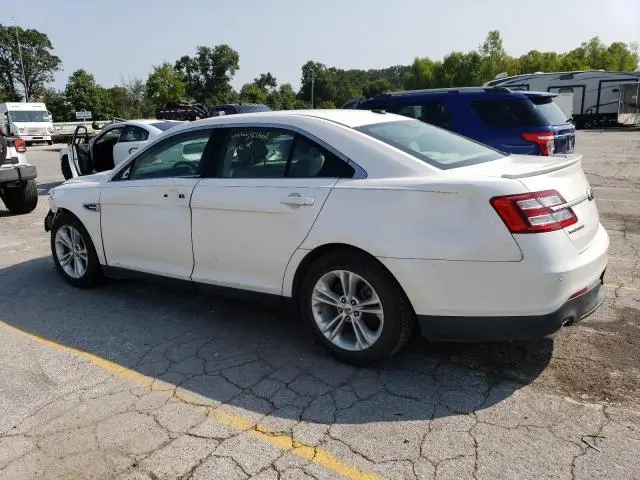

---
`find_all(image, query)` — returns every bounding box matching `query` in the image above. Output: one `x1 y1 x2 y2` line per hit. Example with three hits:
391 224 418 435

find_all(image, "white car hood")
64 170 112 185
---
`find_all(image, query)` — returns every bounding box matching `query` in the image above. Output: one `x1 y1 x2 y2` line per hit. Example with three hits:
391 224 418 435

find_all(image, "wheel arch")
287 243 414 314
52 206 106 265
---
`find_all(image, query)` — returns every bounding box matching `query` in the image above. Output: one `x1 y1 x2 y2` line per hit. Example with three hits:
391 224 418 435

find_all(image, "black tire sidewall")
50 214 102 288
4 179 38 214
300 251 413 364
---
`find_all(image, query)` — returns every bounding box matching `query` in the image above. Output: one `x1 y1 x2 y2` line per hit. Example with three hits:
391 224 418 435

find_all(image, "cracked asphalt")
1 130 639 480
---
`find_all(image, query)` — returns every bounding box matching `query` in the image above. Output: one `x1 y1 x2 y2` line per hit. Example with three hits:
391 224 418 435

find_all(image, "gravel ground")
0 130 638 480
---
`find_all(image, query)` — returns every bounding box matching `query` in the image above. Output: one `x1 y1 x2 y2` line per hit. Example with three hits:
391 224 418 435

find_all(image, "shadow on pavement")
0 257 554 424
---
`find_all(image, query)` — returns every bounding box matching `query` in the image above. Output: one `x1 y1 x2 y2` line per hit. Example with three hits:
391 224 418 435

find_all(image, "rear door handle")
281 194 315 206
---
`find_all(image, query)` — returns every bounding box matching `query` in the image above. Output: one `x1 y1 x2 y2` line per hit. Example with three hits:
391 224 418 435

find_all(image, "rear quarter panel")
299 178 525 262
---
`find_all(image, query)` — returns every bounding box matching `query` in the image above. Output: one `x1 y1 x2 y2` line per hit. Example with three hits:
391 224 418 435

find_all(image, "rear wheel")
51 213 103 288
299 249 414 365
3 179 38 214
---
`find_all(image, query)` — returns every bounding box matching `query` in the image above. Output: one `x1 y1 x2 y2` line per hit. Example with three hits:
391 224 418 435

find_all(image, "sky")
5 0 640 93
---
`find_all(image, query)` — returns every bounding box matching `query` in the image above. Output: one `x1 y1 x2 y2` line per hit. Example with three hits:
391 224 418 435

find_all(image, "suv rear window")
355 119 505 170
470 99 547 128
528 96 570 126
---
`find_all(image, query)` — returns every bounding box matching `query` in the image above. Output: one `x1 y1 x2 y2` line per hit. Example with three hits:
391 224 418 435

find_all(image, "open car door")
70 126 93 176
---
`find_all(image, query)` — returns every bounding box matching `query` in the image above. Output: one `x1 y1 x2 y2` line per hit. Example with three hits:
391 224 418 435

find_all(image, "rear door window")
528 96 571 125
470 99 546 128
391 102 454 131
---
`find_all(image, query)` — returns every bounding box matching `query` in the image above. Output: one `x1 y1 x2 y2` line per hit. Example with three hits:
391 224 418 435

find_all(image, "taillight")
13 138 27 153
522 131 555 156
490 189 577 234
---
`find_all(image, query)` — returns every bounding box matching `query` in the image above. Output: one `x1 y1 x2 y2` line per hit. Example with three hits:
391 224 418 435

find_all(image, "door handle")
281 194 315 206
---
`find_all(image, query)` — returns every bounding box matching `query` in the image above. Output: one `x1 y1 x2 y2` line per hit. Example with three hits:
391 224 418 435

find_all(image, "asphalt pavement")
0 132 639 480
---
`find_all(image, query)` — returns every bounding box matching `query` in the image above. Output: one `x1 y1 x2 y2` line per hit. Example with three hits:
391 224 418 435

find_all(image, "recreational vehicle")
484 70 640 128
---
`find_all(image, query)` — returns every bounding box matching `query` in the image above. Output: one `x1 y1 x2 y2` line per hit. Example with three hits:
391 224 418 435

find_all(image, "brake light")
522 131 555 156
13 139 27 153
490 189 577 233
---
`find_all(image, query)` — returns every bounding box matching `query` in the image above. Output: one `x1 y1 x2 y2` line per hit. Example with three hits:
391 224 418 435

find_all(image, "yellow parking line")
0 321 383 480
604 283 639 292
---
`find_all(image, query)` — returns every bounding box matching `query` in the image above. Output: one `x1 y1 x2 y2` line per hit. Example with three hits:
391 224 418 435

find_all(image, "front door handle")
281 194 315 206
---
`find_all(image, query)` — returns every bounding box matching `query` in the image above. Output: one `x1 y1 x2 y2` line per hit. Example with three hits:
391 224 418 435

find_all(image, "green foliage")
175 44 240 106
0 24 62 101
145 63 186 106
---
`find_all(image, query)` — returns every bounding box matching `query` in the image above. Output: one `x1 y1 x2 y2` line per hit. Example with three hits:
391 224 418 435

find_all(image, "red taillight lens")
522 131 555 156
490 189 577 234
13 139 27 153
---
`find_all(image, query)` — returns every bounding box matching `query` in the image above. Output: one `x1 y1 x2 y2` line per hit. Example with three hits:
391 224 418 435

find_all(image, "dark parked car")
351 87 576 156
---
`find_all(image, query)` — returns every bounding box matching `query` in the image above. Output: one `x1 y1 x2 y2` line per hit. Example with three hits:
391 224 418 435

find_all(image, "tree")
268 83 297 110
477 30 510 82
298 61 337 107
0 24 61 101
253 72 277 90
65 69 113 120
175 44 240 106
239 83 269 104
362 78 395 98
39 88 71 121
145 63 186 106
403 57 441 90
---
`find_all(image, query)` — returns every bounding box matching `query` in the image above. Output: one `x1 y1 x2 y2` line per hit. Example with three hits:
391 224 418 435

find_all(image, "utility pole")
11 18 29 102
310 72 315 109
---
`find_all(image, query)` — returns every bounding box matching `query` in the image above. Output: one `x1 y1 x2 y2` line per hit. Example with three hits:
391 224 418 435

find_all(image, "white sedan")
44 109 609 364
59 119 183 180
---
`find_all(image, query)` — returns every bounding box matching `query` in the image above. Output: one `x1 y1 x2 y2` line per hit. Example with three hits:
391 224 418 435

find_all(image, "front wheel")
299 250 414 365
51 213 103 288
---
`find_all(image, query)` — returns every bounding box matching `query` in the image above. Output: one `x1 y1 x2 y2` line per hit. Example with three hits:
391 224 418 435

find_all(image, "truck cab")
0 102 54 146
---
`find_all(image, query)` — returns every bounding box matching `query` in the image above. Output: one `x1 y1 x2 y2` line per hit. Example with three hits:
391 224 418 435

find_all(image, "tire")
3 179 38 214
50 212 103 288
25 141 32 147
48 140 53 146
299 249 414 365
61 155 72 180
0 135 7 163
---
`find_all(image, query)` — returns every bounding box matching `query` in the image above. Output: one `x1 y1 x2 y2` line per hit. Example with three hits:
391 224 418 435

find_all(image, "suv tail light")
522 131 555 156
13 138 27 153
490 189 577 233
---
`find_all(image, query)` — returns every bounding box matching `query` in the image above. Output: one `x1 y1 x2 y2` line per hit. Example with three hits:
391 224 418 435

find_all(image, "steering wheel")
172 161 198 175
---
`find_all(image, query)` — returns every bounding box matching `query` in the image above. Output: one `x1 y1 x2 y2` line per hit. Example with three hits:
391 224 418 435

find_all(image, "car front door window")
123 130 212 180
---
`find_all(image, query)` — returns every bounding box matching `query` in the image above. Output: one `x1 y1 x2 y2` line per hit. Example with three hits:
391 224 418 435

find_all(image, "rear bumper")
0 165 37 183
417 272 605 341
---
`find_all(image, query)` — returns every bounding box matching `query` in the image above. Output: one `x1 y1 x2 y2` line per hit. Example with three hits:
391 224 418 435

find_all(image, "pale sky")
5 0 640 92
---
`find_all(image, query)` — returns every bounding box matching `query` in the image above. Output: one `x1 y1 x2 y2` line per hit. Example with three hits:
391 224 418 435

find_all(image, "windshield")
355 119 505 169
150 121 181 131
237 105 271 113
9 110 52 123
529 96 571 125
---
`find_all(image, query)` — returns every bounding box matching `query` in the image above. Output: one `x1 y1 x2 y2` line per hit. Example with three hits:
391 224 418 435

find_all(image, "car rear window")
150 121 181 131
470 98 547 128
355 119 505 170
528 96 570 125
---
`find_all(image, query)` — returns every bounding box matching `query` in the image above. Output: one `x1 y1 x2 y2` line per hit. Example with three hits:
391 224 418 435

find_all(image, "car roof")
359 86 533 103
167 109 404 132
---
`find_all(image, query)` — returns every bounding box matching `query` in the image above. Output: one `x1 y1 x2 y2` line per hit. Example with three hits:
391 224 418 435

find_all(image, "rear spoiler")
501 154 583 179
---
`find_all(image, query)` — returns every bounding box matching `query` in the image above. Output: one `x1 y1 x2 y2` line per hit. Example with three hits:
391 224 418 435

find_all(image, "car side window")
218 128 294 179
113 129 212 181
287 136 355 178
392 102 453 130
120 125 149 142
95 127 123 146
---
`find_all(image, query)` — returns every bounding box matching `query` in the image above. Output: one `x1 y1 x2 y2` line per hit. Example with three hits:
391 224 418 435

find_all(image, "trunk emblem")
587 188 595 201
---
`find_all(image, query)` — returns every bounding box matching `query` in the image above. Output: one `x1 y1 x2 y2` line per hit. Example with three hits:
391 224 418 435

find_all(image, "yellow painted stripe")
604 283 639 292
0 321 383 480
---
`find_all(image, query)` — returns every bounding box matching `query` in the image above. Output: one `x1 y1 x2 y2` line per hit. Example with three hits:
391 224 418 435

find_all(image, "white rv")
0 102 54 145
484 70 640 128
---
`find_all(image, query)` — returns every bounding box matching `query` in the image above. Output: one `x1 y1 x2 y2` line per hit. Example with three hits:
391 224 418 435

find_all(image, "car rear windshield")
470 98 548 128
528 95 570 125
237 105 271 113
150 121 181 131
355 119 506 170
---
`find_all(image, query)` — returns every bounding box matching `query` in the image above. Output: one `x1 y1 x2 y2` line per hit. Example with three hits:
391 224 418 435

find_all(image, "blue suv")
348 87 576 156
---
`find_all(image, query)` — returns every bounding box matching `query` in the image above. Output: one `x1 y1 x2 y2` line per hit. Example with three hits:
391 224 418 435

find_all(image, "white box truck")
0 102 54 145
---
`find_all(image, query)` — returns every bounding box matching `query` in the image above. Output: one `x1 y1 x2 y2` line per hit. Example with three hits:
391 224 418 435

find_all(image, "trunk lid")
456 153 599 252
